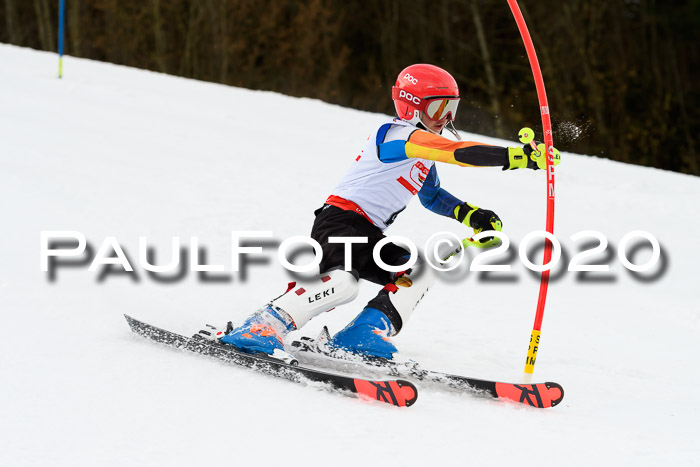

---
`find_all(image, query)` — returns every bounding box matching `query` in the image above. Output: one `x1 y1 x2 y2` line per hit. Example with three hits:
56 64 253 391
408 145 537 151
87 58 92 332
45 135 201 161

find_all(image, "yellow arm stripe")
405 130 494 167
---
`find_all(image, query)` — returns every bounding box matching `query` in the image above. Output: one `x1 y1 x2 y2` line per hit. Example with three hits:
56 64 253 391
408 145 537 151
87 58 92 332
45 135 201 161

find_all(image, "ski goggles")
392 88 460 121
423 96 460 121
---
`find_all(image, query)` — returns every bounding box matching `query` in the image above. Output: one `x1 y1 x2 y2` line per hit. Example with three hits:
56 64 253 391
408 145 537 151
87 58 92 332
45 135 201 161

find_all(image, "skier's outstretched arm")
378 129 543 170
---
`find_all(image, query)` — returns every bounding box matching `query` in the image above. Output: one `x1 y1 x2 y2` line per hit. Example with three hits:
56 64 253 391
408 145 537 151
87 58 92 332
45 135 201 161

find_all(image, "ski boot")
328 307 398 360
220 305 298 364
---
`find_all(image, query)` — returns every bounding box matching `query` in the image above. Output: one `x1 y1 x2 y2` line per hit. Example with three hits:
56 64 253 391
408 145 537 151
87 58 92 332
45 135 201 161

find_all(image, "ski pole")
518 127 540 154
440 234 500 263
506 0 557 379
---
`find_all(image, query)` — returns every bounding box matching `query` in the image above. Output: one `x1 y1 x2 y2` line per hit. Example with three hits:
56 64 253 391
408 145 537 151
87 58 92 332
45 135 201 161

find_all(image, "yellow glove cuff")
454 203 478 227
507 147 528 169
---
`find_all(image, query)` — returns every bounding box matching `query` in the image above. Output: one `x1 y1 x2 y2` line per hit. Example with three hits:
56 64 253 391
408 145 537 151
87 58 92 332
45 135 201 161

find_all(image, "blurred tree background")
2 0 698 174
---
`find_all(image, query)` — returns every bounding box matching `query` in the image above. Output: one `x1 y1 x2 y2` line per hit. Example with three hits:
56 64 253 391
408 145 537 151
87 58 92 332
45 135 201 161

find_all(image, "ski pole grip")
518 127 540 153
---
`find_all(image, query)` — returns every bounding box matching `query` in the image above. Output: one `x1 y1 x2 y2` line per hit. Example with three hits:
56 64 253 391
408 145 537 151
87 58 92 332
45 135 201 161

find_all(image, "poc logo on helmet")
399 90 421 105
403 73 419 85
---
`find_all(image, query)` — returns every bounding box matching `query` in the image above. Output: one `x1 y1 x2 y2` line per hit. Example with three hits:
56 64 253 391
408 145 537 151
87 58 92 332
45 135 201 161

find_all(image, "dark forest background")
2 0 698 175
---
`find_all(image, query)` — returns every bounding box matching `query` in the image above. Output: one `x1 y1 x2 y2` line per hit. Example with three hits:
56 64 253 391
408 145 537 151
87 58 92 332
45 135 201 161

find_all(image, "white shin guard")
368 262 437 335
271 269 359 329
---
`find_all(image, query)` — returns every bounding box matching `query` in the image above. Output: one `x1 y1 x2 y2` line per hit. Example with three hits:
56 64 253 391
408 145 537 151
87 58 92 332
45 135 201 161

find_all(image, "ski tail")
494 382 564 408
124 314 418 408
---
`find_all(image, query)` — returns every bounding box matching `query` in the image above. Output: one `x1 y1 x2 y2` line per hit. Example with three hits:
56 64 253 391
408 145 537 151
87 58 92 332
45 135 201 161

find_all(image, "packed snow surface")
2 44 699 466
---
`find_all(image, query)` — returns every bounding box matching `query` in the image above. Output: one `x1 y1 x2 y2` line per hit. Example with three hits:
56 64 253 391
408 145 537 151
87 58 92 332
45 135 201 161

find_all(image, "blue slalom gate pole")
58 0 65 78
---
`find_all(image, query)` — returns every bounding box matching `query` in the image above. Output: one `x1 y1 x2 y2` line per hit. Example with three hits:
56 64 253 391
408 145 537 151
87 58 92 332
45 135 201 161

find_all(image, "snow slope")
1 44 699 466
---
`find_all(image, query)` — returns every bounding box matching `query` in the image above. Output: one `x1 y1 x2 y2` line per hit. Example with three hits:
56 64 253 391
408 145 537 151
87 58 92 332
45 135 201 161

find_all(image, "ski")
124 315 417 408
291 333 564 408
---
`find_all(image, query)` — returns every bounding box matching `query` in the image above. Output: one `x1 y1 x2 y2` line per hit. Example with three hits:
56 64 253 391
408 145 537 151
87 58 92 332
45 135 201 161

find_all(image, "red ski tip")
354 379 418 407
494 382 564 408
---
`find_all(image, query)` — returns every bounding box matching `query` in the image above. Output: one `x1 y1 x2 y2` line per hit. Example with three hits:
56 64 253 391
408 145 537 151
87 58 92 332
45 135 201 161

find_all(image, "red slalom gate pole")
506 0 557 377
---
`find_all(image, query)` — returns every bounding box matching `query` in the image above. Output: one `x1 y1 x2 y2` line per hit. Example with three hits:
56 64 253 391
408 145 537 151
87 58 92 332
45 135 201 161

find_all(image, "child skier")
209 64 559 361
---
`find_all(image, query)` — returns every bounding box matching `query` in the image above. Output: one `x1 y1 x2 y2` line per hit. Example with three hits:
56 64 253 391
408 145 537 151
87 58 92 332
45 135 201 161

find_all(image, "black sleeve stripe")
454 146 509 167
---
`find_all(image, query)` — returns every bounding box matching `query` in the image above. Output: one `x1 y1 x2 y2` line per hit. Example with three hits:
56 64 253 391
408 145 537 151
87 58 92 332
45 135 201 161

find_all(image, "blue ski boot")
328 307 398 360
221 305 297 362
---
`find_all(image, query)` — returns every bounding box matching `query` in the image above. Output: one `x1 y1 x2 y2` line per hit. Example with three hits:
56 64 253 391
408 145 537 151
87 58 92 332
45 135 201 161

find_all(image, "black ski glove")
454 203 503 242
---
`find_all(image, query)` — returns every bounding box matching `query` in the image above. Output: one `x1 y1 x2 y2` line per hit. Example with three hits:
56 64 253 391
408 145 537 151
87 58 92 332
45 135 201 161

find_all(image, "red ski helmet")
392 64 460 126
